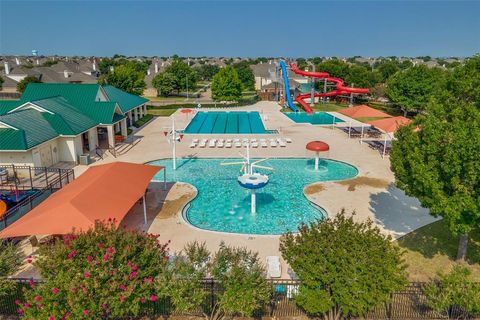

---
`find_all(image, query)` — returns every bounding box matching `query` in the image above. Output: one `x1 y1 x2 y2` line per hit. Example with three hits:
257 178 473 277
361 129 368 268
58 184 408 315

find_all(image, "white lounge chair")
199 139 207 148
225 141 232 148
234 141 242 148
285 138 292 143
260 140 268 148
192 138 199 144
189 141 197 148
209 139 216 148
266 256 281 278
217 139 224 148
277 139 287 147
251 142 259 148
269 139 278 147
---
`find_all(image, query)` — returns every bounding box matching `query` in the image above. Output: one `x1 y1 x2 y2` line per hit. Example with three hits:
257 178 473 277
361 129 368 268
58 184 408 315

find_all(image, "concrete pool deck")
70 101 438 278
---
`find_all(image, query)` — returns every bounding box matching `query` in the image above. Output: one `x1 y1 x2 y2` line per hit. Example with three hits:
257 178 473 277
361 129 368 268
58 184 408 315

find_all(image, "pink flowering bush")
20 221 169 319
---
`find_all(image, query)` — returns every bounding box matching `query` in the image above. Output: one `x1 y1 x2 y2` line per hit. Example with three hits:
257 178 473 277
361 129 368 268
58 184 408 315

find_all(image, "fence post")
58 168 62 188
28 166 33 190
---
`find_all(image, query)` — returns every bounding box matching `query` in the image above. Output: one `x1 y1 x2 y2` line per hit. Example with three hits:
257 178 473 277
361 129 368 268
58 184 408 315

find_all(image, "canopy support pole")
163 169 167 190
382 135 387 159
315 152 319 171
143 194 147 225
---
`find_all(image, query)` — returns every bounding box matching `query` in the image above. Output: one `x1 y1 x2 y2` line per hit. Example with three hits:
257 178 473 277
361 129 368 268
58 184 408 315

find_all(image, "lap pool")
184 111 269 134
285 112 344 125
148 158 358 235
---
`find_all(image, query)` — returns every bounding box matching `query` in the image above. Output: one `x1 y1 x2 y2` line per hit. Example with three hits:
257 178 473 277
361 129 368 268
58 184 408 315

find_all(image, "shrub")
280 210 407 320
19 221 169 319
0 241 23 297
424 265 480 318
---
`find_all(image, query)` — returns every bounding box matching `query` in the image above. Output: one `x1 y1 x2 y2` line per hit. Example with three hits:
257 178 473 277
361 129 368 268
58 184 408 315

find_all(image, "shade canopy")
180 108 193 113
306 141 330 152
339 105 392 119
0 162 163 238
367 116 412 133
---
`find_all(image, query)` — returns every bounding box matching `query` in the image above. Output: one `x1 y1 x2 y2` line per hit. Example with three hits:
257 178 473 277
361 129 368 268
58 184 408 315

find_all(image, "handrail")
108 145 117 158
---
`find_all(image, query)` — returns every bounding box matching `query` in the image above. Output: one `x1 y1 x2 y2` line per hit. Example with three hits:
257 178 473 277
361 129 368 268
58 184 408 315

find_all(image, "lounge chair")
251 141 259 148
234 141 242 148
217 139 224 148
208 139 216 147
285 138 292 143
266 256 281 278
199 139 207 148
189 141 197 148
225 141 232 148
277 139 286 147
269 139 278 147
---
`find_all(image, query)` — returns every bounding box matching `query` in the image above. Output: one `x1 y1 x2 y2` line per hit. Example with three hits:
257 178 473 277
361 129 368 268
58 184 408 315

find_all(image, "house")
0 83 149 167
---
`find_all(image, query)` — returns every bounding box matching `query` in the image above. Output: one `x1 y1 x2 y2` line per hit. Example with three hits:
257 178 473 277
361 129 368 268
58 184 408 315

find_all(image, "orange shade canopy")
339 105 392 119
367 116 412 133
0 162 163 238
306 141 330 152
180 108 193 113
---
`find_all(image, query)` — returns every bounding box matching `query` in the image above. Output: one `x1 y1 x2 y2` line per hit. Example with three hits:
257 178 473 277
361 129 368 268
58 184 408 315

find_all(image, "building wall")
57 137 79 163
87 127 98 151
0 151 34 166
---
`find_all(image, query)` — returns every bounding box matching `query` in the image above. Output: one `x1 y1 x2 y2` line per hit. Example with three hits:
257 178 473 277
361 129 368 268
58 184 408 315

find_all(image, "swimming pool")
285 112 344 125
184 111 269 134
148 158 358 235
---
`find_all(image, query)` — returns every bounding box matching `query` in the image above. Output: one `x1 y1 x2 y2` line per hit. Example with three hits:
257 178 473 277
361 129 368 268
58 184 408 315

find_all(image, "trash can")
78 154 90 165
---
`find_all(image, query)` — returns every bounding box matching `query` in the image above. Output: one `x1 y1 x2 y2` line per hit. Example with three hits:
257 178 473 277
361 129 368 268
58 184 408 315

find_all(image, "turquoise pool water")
184 111 269 134
148 158 358 235
285 112 345 125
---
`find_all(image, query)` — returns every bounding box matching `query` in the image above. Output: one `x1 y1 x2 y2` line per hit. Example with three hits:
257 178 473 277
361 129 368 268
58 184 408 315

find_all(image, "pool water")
285 112 344 125
184 111 269 134
148 158 358 235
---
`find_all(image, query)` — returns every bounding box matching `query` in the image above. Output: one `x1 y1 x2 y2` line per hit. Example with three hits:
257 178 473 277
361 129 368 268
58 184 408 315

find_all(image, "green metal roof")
0 109 59 150
22 83 102 106
0 128 28 150
32 96 98 134
0 100 23 116
103 85 149 113
80 101 119 124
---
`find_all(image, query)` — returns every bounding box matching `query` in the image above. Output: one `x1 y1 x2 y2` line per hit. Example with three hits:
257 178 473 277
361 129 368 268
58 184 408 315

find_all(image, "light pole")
163 117 183 170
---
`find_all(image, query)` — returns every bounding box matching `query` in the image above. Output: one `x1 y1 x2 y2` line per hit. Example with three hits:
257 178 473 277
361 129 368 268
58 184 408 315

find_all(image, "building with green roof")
0 83 149 167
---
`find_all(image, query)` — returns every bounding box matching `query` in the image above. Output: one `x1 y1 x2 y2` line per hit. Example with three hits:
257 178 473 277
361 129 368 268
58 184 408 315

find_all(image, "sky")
0 0 479 58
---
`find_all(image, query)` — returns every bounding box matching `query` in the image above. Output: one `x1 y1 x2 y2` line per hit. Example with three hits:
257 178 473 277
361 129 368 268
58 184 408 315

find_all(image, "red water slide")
290 63 369 114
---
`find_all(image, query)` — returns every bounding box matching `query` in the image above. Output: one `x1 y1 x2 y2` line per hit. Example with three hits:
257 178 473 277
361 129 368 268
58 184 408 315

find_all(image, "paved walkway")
71 101 438 278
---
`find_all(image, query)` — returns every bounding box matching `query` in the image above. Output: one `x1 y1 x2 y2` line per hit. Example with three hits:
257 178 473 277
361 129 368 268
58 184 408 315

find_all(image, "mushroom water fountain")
221 144 273 214
306 141 330 171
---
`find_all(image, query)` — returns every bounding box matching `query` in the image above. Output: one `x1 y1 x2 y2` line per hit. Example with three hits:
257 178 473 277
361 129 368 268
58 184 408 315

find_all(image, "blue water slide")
279 60 299 112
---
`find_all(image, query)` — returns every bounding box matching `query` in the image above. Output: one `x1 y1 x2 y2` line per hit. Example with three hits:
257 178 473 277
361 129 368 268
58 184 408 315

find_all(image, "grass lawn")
148 107 177 117
396 220 480 281
133 114 155 127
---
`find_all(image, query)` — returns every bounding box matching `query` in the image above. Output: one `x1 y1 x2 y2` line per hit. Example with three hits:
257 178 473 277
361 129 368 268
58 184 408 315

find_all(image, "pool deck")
71 101 438 278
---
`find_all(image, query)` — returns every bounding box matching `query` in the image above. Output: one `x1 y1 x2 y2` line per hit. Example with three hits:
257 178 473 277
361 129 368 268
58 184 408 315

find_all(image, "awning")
367 116 412 133
339 105 392 119
0 162 163 238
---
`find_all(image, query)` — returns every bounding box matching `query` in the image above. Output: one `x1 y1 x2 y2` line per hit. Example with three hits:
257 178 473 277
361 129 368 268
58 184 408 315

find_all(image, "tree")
233 61 255 91
209 244 271 319
390 97 480 260
345 64 381 89
447 54 480 107
98 64 146 95
163 59 198 93
280 210 407 320
0 241 23 297
152 72 176 97
20 222 169 319
316 59 350 79
376 60 400 82
211 66 242 101
16 76 41 93
385 65 446 115
162 242 271 320
424 266 480 318
194 64 220 81
296 58 308 70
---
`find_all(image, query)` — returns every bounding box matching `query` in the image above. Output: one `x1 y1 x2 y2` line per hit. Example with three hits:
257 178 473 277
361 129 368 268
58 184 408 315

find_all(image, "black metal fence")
0 165 74 230
0 279 476 319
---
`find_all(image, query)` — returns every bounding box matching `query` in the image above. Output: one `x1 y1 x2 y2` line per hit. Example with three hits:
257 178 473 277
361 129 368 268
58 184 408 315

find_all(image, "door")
39 145 53 167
